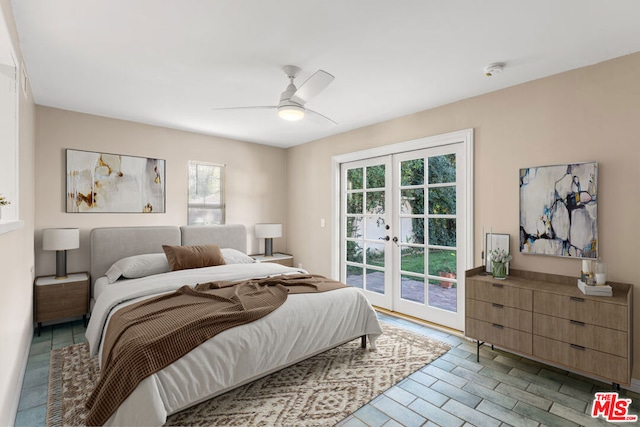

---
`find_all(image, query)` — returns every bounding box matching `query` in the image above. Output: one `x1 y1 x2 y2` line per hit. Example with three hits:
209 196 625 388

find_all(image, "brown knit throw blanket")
85 274 346 426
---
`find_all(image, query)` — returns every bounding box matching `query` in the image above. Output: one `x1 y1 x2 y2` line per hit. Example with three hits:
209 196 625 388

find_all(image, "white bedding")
92 276 110 302
86 263 383 426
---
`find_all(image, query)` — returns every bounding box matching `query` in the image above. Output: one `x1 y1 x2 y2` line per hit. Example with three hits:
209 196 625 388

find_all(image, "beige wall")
34 107 288 277
0 1 36 425
287 52 640 381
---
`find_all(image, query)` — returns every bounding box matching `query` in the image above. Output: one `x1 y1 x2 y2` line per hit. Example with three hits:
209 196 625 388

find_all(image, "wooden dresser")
465 267 633 386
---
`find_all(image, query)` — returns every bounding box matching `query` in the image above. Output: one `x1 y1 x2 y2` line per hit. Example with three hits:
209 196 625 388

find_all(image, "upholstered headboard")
90 224 249 288
90 226 181 287
180 224 247 253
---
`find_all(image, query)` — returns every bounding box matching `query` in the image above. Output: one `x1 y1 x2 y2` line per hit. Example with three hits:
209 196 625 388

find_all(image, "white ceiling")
10 1 640 148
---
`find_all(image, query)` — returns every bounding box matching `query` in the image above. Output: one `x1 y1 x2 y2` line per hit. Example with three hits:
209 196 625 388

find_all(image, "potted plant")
439 252 456 288
0 194 10 220
489 248 512 279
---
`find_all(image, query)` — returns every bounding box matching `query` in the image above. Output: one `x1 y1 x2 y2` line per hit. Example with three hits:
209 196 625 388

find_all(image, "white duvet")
86 263 383 426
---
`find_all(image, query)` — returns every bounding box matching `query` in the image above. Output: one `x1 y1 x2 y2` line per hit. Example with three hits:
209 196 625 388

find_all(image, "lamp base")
55 250 68 279
264 238 274 257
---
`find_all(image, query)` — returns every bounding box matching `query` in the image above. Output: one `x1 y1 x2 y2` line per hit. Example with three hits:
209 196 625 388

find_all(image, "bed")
85 224 383 426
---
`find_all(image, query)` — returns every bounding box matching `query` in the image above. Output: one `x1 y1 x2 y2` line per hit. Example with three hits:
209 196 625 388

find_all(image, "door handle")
392 236 399 246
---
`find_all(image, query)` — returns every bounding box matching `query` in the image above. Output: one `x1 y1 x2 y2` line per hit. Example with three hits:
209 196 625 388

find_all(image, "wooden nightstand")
34 272 90 336
251 253 294 267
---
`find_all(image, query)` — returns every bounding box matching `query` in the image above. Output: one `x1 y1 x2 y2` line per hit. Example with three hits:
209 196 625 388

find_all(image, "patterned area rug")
47 322 450 426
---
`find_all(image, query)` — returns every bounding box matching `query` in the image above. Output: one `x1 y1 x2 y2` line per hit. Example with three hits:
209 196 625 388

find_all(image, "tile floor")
15 320 87 427
15 314 640 426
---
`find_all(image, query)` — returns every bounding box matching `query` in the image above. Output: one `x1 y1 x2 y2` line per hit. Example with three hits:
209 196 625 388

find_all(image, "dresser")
465 267 633 386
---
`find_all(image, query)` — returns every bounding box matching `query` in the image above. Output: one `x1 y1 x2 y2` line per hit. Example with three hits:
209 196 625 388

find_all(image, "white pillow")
221 248 256 264
105 253 170 283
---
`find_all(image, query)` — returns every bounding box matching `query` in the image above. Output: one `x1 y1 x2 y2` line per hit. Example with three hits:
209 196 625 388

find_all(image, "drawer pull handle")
492 303 504 309
570 296 585 302
492 323 504 329
492 283 504 288
570 344 586 351
570 320 585 326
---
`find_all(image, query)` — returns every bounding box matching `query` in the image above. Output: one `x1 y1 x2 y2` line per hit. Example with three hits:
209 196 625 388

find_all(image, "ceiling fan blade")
211 106 277 111
306 108 338 126
290 70 334 105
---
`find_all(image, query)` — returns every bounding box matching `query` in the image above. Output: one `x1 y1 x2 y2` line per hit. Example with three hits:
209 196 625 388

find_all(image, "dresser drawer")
533 313 627 358
467 299 532 333
466 280 532 310
534 291 627 331
533 336 629 385
466 318 532 354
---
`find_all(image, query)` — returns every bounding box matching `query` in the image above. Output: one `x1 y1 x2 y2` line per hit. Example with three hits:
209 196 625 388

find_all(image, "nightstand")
251 253 294 267
34 272 90 336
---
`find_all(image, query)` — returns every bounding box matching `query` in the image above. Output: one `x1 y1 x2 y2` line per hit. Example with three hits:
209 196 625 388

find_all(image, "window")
188 161 225 225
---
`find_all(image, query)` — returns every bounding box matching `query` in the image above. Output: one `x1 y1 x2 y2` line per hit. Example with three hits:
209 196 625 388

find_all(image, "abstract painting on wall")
66 149 165 213
519 162 597 259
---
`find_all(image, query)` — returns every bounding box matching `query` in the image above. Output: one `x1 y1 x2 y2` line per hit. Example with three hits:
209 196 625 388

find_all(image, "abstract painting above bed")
66 149 166 213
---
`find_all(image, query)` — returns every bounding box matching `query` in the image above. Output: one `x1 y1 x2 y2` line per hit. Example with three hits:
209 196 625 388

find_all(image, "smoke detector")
484 63 505 77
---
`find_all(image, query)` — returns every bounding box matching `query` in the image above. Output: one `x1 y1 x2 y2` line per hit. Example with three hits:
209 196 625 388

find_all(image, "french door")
340 142 468 331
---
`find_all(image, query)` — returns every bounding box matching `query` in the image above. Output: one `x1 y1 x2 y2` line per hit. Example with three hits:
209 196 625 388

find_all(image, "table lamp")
255 223 282 257
43 228 79 279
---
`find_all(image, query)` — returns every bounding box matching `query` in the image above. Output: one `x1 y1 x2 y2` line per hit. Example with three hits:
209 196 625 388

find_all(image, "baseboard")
629 378 640 394
3 313 33 426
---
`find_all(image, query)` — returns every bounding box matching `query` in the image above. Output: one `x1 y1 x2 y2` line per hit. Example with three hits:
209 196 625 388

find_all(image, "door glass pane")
365 242 385 267
346 266 363 288
346 241 363 263
366 191 385 214
366 164 385 189
428 248 457 277
401 274 424 303
401 159 424 186
346 217 363 239
428 186 456 215
428 218 456 247
400 189 424 214
401 217 424 245
347 168 363 190
365 216 385 241
428 278 457 312
346 193 363 214
428 154 456 183
365 268 384 294
400 246 424 274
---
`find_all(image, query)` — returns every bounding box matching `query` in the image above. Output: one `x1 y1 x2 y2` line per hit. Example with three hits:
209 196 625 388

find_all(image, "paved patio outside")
346 270 457 312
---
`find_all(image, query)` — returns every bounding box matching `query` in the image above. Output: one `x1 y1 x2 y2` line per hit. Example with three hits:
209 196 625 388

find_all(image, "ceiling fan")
213 65 337 124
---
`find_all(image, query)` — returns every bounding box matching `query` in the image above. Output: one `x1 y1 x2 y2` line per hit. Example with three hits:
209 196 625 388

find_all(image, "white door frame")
331 129 475 322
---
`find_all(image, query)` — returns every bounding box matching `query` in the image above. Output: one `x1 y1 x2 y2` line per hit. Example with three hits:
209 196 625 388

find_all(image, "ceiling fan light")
278 105 305 121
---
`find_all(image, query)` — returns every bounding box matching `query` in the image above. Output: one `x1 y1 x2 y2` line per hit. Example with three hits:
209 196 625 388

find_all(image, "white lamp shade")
43 228 80 251
255 223 282 239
